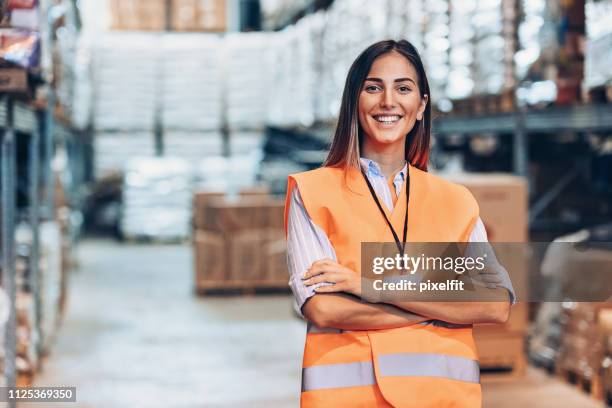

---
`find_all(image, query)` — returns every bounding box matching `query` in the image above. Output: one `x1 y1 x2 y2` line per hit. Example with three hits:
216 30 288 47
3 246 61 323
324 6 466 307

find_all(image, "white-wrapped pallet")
194 153 262 193
224 32 274 130
161 34 223 130
94 132 156 178
268 15 319 127
228 130 265 156
92 33 161 131
121 157 193 241
164 131 225 168
585 0 612 89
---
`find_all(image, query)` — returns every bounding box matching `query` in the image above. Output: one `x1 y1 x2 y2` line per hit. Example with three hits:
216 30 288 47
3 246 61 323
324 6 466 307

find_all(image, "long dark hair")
323 39 431 171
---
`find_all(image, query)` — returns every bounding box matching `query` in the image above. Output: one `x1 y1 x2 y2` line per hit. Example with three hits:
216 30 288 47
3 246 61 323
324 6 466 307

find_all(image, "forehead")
367 51 418 80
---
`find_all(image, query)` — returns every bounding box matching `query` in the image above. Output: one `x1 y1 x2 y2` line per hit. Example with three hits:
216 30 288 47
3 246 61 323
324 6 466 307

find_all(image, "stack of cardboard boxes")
109 0 227 32
192 188 287 293
109 0 167 31
445 173 529 378
170 0 227 32
556 303 612 399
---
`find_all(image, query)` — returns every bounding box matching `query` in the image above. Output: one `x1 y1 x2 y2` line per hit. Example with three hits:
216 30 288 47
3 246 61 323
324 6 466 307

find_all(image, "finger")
314 284 342 293
303 264 329 279
305 263 347 279
304 273 330 286
311 258 335 268
305 272 346 286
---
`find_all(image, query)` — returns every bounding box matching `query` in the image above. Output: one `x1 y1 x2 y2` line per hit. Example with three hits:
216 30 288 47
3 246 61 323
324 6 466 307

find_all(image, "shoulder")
413 167 479 212
288 166 345 188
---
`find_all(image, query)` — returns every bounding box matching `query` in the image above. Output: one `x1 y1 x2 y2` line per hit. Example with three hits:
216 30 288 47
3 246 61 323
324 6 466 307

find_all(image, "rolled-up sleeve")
469 218 517 304
286 186 336 311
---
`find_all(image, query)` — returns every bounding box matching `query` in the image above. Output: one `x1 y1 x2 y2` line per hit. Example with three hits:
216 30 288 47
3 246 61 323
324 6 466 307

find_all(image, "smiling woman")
359 53 428 163
284 39 512 408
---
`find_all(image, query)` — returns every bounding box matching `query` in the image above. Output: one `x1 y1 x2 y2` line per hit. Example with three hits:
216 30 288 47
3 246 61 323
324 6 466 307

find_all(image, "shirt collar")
359 157 407 182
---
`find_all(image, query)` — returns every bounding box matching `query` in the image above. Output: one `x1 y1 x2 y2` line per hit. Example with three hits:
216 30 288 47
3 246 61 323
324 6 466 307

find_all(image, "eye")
364 84 382 92
397 85 412 93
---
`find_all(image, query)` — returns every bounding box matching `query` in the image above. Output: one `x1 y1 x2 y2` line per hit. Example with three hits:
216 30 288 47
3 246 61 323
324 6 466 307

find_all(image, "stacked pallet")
109 0 228 32
444 173 529 379
92 33 160 131
192 188 287 294
556 303 612 401
121 157 193 241
109 0 167 31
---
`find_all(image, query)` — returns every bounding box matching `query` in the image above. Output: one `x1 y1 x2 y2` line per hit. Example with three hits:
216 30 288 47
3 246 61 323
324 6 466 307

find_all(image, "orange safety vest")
284 163 482 408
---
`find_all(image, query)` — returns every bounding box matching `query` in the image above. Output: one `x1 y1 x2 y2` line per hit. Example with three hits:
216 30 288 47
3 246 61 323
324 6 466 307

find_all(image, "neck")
361 138 406 179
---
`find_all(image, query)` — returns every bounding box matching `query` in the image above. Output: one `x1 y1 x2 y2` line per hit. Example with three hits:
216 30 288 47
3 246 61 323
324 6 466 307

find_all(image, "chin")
367 125 411 145
370 133 405 145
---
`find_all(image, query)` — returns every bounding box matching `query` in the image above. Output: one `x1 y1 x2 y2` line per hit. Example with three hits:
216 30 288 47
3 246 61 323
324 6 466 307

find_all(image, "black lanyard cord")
361 167 410 256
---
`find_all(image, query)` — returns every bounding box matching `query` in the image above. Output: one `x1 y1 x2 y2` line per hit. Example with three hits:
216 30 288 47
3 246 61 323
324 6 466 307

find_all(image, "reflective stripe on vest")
302 361 376 391
302 353 479 391
378 353 480 383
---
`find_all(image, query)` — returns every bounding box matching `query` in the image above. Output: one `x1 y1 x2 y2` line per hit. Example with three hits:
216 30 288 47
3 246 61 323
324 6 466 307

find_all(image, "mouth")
372 114 404 125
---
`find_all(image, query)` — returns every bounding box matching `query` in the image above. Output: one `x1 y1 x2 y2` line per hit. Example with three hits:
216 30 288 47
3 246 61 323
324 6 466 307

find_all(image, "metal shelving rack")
434 104 612 176
0 2 84 402
434 103 612 231
1 96 46 406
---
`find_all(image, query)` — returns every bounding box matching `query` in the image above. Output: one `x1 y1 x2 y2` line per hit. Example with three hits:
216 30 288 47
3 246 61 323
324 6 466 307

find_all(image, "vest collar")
344 161 412 198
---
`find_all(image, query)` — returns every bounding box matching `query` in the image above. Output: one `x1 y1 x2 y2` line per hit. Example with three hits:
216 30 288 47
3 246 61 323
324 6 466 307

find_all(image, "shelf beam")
1 96 17 407
434 104 612 135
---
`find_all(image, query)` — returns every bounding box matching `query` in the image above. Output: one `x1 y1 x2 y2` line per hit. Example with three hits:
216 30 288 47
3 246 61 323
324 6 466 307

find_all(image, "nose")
380 88 396 109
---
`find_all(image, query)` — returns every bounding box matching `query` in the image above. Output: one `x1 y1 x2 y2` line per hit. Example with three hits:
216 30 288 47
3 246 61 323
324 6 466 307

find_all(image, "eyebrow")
365 77 417 85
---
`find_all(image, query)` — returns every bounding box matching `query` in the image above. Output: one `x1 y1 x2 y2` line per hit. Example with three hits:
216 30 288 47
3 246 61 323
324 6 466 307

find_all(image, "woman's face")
358 51 428 148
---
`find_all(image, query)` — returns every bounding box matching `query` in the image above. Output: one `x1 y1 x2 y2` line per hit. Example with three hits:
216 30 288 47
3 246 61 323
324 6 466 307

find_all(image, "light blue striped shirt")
286 158 515 312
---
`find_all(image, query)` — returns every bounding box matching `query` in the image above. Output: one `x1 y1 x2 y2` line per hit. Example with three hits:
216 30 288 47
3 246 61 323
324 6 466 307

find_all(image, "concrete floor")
25 239 604 408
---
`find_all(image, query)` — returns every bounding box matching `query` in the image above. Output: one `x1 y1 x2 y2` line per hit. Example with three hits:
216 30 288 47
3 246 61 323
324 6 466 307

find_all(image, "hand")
302 259 362 297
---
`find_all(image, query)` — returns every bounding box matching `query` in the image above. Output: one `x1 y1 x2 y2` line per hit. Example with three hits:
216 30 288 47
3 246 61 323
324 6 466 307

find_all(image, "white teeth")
374 115 401 123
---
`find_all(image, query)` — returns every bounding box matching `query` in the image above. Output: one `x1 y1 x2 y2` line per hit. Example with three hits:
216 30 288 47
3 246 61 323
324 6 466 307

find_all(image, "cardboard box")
226 230 264 282
192 186 272 230
109 0 167 31
170 0 227 32
262 229 288 281
475 331 526 374
442 173 528 242
0 68 27 93
193 230 226 286
201 197 285 233
193 191 225 230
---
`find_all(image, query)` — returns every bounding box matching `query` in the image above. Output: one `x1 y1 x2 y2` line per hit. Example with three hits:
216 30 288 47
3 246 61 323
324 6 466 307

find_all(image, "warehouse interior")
0 0 611 407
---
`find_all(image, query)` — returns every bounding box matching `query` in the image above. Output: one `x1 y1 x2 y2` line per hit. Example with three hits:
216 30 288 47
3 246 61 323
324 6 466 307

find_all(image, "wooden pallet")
123 235 189 245
477 331 527 382
480 354 527 382
557 367 603 400
195 280 290 296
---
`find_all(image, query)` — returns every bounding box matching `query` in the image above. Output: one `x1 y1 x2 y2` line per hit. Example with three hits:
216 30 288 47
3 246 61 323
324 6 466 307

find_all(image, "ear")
416 94 429 121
